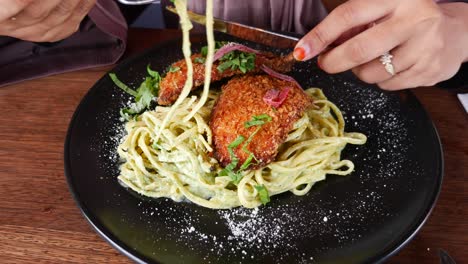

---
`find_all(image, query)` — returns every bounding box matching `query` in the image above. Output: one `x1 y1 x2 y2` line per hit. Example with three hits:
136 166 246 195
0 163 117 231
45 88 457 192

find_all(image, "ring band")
379 51 395 76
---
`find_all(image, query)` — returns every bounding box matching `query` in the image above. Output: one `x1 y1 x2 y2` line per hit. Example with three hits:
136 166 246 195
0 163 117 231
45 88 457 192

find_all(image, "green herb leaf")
228 135 245 162
219 157 242 184
201 46 208 57
255 114 272 121
217 60 233 73
229 171 243 184
240 114 272 165
194 57 205 64
255 185 270 205
240 126 261 165
244 120 264 127
199 41 254 73
245 114 272 128
120 108 138 120
219 135 245 184
219 159 237 175
111 66 161 121
201 41 228 57
168 65 181 73
219 114 271 181
147 64 160 78
109 73 137 97
229 135 245 148
134 78 153 108
239 153 255 171
215 41 227 49
217 51 256 73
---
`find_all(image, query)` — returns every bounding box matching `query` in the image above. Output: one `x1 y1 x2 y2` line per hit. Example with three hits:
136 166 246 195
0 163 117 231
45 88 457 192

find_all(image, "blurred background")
118 0 467 96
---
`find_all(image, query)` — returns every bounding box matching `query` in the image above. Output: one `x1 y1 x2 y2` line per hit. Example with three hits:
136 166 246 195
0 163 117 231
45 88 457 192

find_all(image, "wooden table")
0 28 466 264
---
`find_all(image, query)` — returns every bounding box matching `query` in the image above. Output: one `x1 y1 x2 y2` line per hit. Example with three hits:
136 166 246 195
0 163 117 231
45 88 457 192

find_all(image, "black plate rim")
64 35 444 264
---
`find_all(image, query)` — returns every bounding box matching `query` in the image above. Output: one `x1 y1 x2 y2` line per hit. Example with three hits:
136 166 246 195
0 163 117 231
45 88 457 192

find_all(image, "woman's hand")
0 0 97 42
293 0 468 90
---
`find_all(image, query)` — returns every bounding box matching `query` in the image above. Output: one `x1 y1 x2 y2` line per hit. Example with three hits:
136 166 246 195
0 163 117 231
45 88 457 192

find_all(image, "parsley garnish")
201 46 208 57
219 135 245 184
240 114 272 169
194 57 205 64
168 65 180 73
147 64 160 78
119 108 139 120
218 114 272 183
201 41 227 57
239 153 255 171
254 185 270 205
245 114 272 128
199 41 255 73
109 64 161 121
109 73 137 97
217 51 256 74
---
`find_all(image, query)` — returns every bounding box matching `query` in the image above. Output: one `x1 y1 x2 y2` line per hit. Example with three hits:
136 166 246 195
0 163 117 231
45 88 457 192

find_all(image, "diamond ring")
379 51 395 76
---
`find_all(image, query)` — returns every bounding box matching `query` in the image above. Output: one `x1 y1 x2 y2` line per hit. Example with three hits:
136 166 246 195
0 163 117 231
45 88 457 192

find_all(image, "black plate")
64 33 443 264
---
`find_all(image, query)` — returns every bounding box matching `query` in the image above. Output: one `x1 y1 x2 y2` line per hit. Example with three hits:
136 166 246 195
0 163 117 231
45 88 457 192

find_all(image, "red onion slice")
213 43 262 62
263 87 292 108
260 64 302 89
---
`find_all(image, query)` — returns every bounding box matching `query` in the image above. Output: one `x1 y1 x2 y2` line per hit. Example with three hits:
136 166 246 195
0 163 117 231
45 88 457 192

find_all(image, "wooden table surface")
0 28 466 264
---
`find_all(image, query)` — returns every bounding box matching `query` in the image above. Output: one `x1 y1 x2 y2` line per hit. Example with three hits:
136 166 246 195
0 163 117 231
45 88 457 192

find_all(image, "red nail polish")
293 47 306 61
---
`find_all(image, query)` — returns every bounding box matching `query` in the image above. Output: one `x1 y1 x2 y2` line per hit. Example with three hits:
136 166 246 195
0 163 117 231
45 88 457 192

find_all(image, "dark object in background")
161 0 182 29
436 63 468 93
117 3 149 25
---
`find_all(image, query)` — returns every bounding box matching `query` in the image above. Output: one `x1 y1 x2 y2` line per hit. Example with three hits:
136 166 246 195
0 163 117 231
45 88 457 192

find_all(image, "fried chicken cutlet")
157 51 294 106
210 75 312 170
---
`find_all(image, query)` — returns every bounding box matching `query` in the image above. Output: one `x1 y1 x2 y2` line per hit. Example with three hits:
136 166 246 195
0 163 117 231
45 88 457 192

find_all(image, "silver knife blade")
166 6 299 49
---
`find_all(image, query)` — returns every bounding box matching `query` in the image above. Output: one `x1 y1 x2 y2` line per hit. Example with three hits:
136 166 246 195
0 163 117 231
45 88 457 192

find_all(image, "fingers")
11 0 62 26
41 0 83 28
377 64 426 90
318 18 412 74
351 38 420 84
0 0 34 21
41 0 96 42
0 0 78 41
4 0 96 42
332 25 367 46
294 0 395 61
377 56 459 90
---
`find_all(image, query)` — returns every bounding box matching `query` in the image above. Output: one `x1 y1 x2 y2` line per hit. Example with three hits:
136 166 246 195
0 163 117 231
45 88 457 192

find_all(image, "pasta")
116 0 367 208
117 89 366 208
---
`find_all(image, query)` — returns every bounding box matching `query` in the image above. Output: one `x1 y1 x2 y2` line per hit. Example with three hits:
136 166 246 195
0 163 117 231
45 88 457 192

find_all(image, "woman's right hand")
294 0 468 90
0 0 96 42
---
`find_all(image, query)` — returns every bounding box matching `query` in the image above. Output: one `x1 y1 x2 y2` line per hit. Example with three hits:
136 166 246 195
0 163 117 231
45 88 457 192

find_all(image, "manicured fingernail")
317 59 322 69
293 47 306 61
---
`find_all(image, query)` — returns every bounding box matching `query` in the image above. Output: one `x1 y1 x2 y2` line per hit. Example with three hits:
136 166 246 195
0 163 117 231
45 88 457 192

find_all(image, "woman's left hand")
293 0 468 90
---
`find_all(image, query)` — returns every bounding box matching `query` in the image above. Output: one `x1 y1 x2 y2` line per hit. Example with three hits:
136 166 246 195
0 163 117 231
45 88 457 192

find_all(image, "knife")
166 6 299 49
